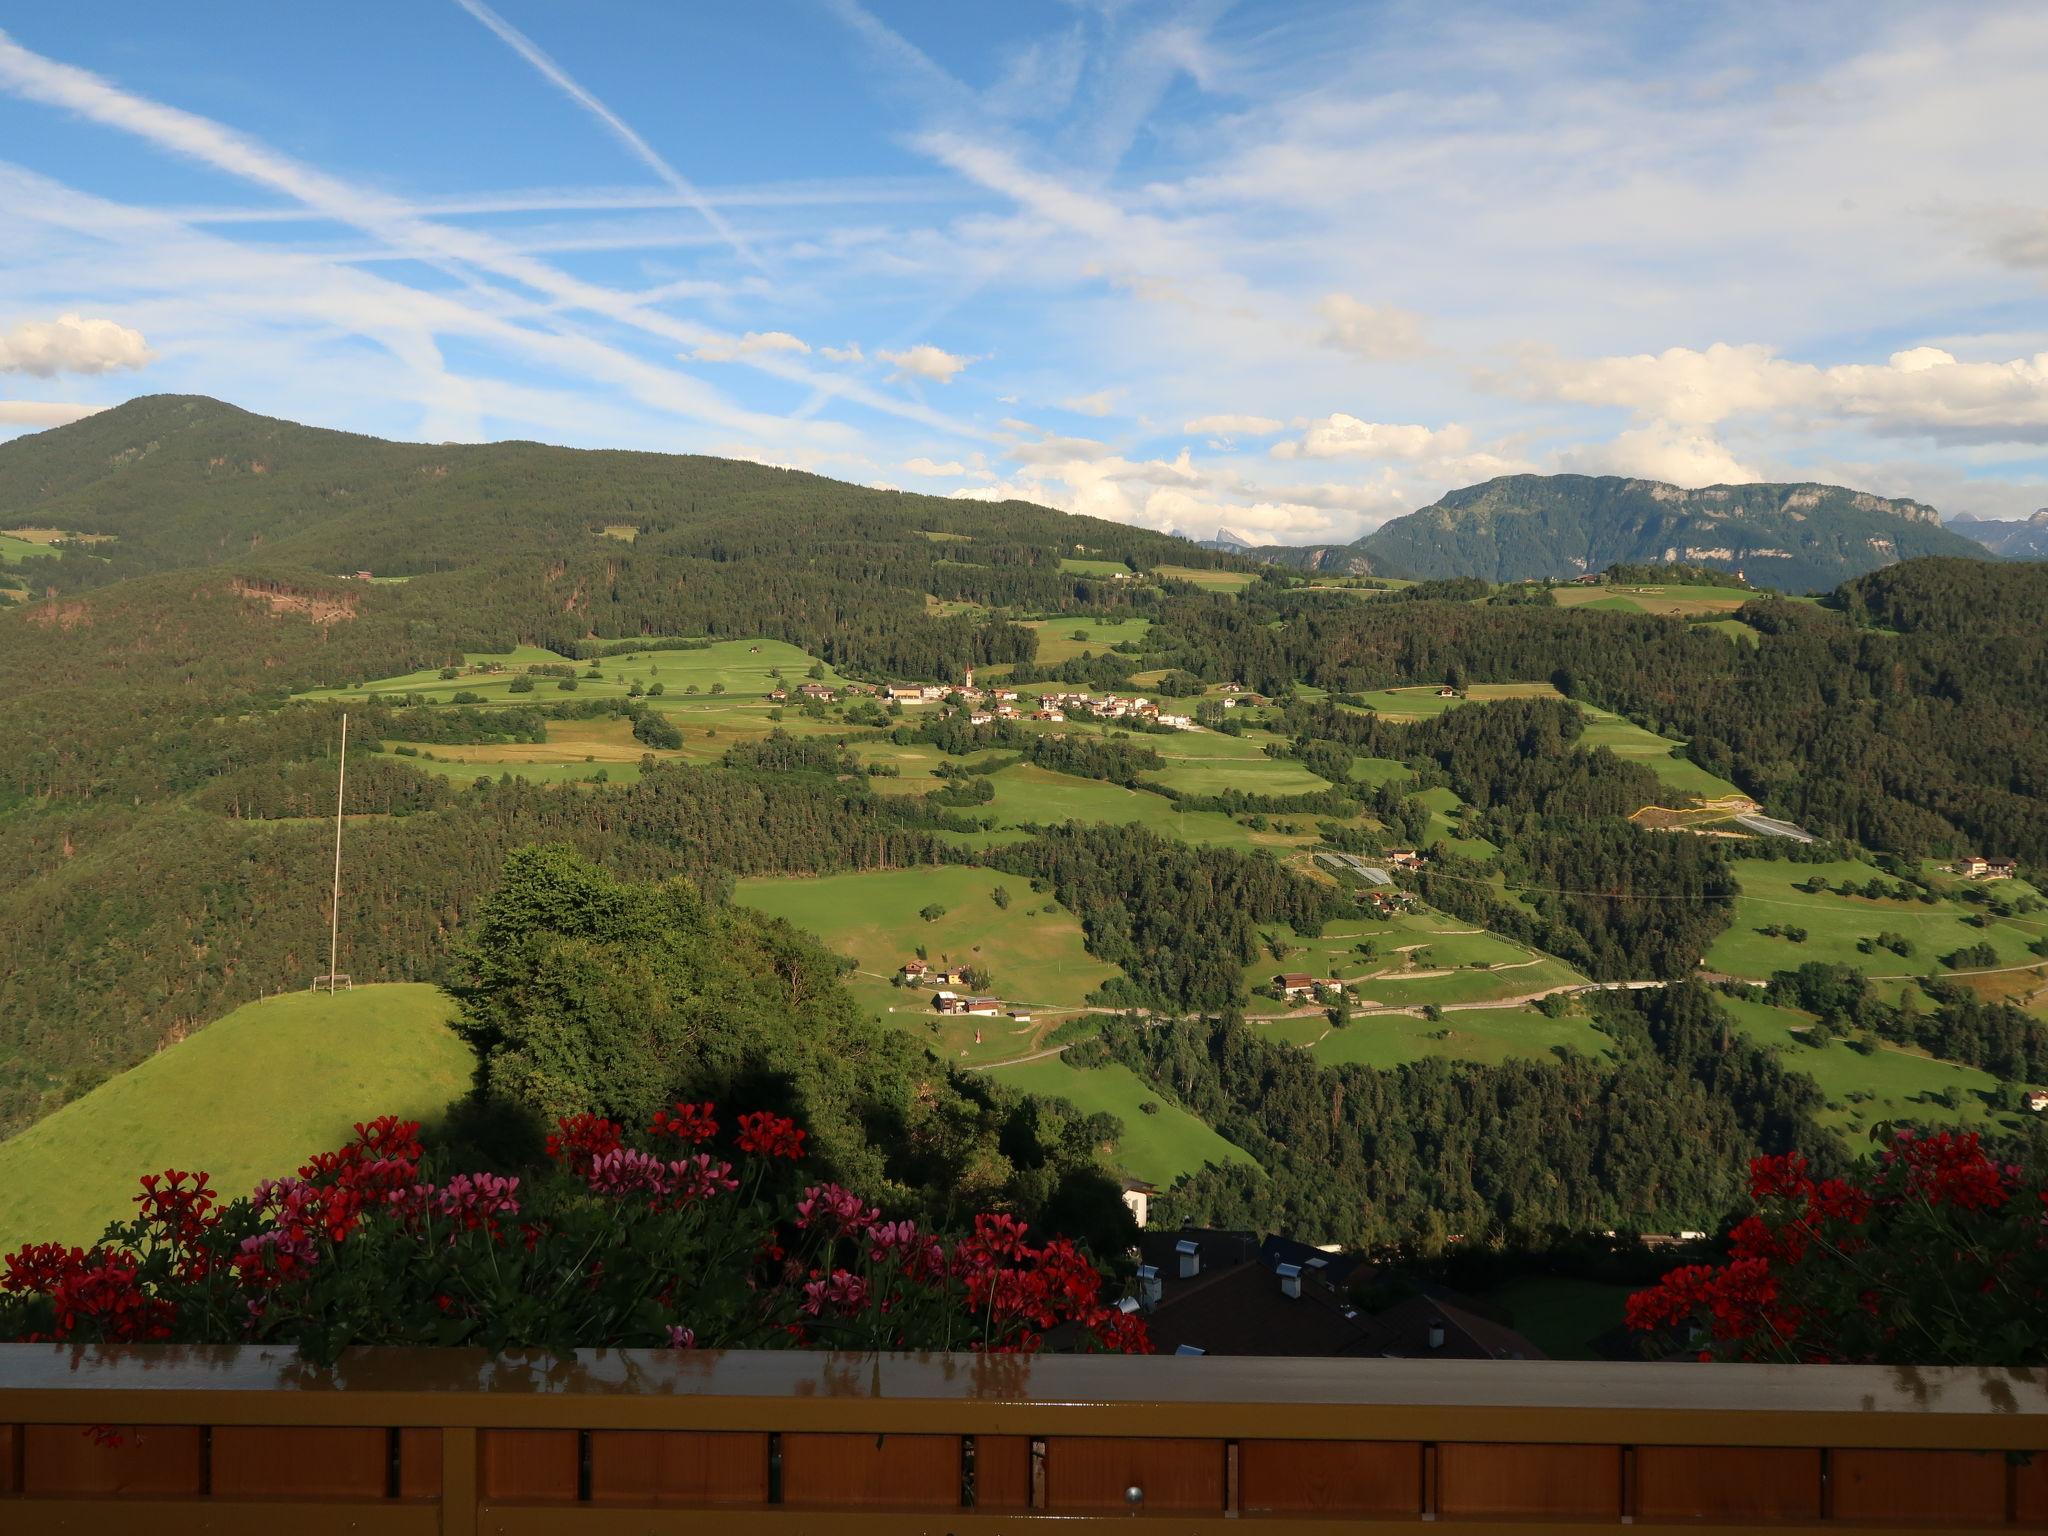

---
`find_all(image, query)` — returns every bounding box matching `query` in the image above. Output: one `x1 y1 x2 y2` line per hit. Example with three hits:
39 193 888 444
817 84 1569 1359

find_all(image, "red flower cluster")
1629 1132 2045 1365
650 1101 718 1145
0 1244 174 1344
736 1111 806 1161
2 1101 1149 1364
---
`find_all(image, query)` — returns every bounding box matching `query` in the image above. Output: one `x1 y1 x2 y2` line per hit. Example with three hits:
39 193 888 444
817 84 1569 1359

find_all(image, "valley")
1 397 2044 1264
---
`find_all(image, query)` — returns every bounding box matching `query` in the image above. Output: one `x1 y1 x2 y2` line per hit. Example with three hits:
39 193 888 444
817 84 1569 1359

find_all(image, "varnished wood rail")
0 1345 2043 1531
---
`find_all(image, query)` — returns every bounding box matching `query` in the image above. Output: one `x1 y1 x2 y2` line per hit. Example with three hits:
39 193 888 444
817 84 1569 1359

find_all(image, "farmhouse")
935 995 1003 1016
884 685 925 703
796 682 837 702
1953 856 1991 877
1033 707 1066 723
899 959 928 980
1986 858 2018 880
768 686 788 702
1385 850 1427 870
1275 972 1316 999
2025 1090 2048 1113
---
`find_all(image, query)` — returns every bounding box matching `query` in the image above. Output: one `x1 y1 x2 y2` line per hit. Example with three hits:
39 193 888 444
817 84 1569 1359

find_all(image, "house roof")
1276 972 1314 987
1142 1260 1374 1359
1347 1294 1545 1361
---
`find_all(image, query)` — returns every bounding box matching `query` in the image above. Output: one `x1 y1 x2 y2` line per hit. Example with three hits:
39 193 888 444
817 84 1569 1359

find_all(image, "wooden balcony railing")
1 1345 2043 1532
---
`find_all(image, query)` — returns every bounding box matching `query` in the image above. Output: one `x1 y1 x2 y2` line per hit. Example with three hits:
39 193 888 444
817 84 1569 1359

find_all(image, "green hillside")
0 985 474 1253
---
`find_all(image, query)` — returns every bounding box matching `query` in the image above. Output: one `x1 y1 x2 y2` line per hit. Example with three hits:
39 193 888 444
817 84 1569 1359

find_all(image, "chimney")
1276 1262 1302 1299
1136 1265 1162 1310
1174 1238 1200 1280
1427 1318 1446 1351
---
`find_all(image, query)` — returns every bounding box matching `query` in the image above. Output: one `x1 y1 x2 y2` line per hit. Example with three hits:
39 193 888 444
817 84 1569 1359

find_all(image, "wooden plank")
779 1431 959 1508
588 1430 769 1505
21 1423 204 1496
1045 1436 1227 1514
1238 1439 1424 1517
442 1425 477 1536
1831 1447 2008 1524
1437 1442 1623 1519
2017 1451 2048 1523
210 1426 389 1499
0 1422 17 1494
400 1426 443 1499
974 1433 1032 1510
478 1427 579 1503
0 1499 439 1535
1634 1445 1821 1521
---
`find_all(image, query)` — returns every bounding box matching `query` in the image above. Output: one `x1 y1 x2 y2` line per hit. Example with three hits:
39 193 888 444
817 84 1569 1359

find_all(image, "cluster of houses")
899 959 1030 1025
1953 855 2019 880
1033 691 1196 730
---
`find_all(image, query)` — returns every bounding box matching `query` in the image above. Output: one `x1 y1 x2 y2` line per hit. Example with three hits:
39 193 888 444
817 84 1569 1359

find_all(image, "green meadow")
1704 860 2048 982
300 637 848 705
1241 915 1586 1016
733 866 1118 1063
987 1058 1259 1187
0 530 48 563
1551 583 1753 617
944 763 1323 853
0 985 474 1253
1718 996 2023 1138
1027 615 1153 665
1058 556 1132 577
1576 706 1744 801
1139 727 1329 798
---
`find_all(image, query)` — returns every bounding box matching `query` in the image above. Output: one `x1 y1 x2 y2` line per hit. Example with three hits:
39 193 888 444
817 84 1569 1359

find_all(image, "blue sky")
1 0 2045 538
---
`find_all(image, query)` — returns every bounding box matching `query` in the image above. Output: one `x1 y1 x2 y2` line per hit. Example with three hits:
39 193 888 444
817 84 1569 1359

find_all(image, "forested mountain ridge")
0 394 1227 590
1255 473 1990 591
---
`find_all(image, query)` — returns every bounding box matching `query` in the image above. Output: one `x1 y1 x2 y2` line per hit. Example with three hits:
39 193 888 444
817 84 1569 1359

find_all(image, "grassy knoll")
733 866 1118 1063
1575 707 1744 801
987 1058 1258 1187
0 985 474 1253
1027 616 1152 665
1153 564 1257 590
1552 583 1754 617
1704 860 2048 982
1260 1005 1613 1069
1718 996 2022 1138
1692 617 1761 645
1413 785 1497 858
1482 1276 1633 1360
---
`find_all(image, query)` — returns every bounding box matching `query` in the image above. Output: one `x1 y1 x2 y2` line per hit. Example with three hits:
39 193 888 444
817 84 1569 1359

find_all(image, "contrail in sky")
451 0 767 273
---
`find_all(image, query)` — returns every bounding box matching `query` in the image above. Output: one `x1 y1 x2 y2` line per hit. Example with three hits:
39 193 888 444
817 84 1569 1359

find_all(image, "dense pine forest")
4 396 2045 1259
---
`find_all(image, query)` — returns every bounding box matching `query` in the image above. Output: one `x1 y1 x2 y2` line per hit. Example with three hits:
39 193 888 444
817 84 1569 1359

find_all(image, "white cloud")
1182 414 1283 435
1271 414 1471 461
820 342 864 363
0 398 106 427
1555 422 1761 486
1318 294 1427 360
878 343 973 383
1060 388 1121 416
904 456 967 476
688 330 810 363
0 312 153 376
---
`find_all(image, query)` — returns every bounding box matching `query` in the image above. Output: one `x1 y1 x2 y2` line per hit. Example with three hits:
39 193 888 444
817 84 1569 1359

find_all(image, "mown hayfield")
1692 617 1761 646
0 531 48 563
1718 996 2022 1137
1261 1005 1612 1069
1026 616 1153 666
1704 861 2047 981
1413 785 1497 858
1552 583 1753 617
0 985 474 1253
733 866 1119 1061
1352 681 1564 721
1153 564 1258 591
986 1058 1259 1187
1058 556 1131 577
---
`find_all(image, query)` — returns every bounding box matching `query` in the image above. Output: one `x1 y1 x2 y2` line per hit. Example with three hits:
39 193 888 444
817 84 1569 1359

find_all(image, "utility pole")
328 712 347 995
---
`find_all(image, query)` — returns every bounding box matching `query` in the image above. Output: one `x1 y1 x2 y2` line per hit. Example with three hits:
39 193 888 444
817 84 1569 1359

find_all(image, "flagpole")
328 712 347 994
